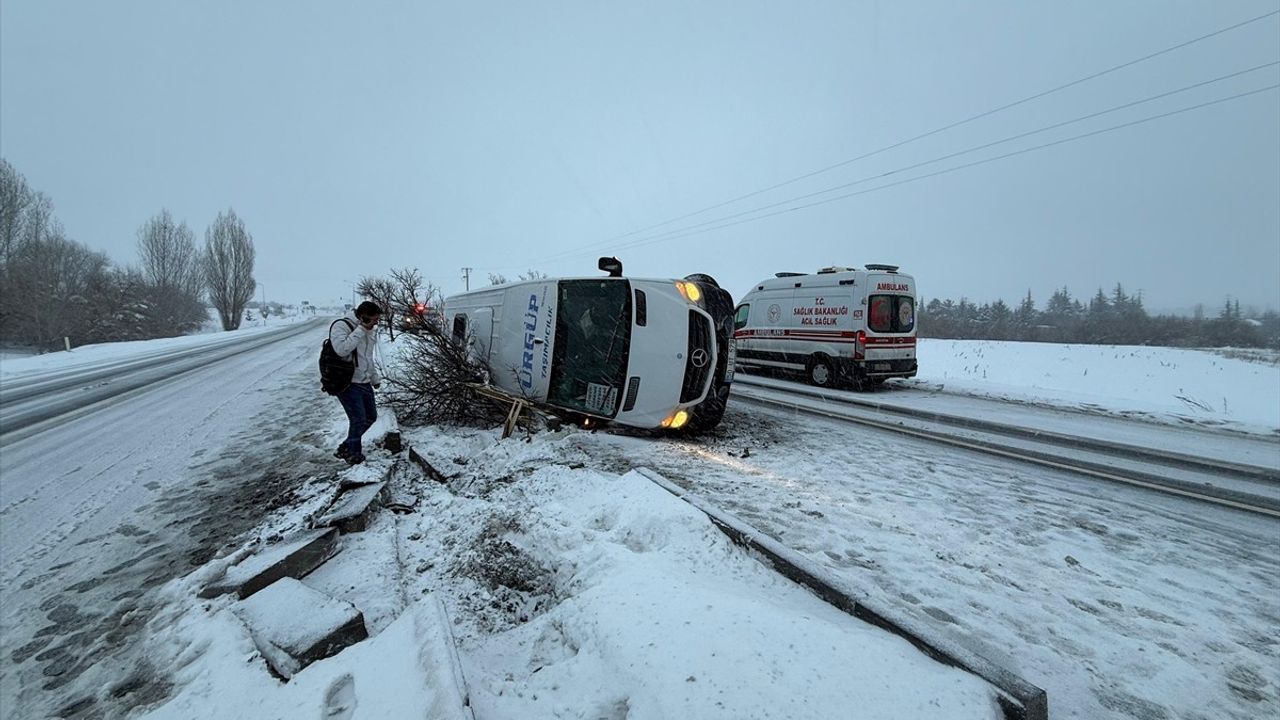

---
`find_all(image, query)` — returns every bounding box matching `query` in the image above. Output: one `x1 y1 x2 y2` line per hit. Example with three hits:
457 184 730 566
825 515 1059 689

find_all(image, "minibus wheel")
808 355 837 387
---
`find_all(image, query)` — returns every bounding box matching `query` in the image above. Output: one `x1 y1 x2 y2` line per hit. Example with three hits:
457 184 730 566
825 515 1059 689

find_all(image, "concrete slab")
385 458 420 513
407 446 452 484
233 577 368 679
317 482 389 534
200 528 340 599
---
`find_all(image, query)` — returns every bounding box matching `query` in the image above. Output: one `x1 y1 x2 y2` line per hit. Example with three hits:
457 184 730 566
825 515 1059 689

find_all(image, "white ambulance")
444 259 734 432
733 264 917 389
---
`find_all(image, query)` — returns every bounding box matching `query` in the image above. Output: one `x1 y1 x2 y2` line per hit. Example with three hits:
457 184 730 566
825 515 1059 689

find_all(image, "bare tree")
203 208 256 331
488 270 545 286
389 267 441 322
0 161 112 349
138 209 201 293
356 275 398 337
137 209 206 335
0 159 33 264
8 230 111 349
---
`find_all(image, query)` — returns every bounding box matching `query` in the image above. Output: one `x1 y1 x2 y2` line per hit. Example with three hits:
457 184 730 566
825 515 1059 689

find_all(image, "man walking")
330 301 383 465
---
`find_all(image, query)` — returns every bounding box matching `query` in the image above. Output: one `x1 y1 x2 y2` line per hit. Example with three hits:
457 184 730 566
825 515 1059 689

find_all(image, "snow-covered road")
0 324 341 719
1 333 1276 720
587 400 1280 720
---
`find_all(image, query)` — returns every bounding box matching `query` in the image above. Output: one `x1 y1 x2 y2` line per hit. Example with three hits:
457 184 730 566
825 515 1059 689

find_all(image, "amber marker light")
675 281 703 303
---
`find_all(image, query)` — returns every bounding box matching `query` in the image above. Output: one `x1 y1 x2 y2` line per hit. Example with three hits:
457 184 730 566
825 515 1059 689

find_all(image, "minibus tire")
685 396 726 433
808 355 837 388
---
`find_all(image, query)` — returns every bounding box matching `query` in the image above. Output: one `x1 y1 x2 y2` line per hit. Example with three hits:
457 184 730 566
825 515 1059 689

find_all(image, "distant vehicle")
443 258 734 432
734 264 917 389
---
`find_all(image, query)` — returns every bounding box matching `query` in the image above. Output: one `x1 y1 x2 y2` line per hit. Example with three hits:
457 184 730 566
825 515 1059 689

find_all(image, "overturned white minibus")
444 259 734 432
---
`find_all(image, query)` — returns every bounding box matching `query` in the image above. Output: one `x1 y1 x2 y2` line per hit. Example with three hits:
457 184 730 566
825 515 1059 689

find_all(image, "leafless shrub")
358 268 442 340
356 275 395 311
382 324 514 428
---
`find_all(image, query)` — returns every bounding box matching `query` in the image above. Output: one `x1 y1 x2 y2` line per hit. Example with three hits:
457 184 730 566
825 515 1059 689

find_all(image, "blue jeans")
337 383 377 456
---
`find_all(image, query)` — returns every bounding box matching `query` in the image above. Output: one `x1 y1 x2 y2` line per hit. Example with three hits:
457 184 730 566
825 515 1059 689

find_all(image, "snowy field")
2 333 1277 719
0 314 307 380
911 339 1280 435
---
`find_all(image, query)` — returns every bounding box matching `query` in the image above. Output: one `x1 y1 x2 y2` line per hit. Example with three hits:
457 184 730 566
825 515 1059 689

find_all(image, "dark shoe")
345 453 366 466
334 445 351 459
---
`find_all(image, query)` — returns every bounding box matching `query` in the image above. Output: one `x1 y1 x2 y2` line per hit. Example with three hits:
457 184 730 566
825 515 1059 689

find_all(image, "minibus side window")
452 314 467 342
734 304 750 330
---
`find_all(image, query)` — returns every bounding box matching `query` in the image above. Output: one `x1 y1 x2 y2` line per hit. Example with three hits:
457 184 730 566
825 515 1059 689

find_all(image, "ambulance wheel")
808 355 837 388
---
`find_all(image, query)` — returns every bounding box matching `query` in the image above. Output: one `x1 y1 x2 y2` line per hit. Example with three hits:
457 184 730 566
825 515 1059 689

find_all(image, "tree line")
0 159 258 351
919 284 1280 348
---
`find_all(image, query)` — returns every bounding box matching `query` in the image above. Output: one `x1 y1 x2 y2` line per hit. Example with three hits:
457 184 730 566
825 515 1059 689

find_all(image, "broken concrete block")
317 482 389 534
385 458 419 513
200 528 340 599
408 446 451 484
383 431 403 454
233 578 368 679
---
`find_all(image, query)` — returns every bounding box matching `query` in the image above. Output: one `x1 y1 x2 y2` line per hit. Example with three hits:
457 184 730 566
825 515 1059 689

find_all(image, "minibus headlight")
667 410 689 429
675 281 703 304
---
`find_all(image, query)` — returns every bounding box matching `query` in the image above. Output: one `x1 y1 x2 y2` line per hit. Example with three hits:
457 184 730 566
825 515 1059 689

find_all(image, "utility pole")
461 267 472 291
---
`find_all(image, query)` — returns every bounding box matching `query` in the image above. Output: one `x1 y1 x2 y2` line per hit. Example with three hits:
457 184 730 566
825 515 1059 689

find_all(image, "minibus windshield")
548 279 632 417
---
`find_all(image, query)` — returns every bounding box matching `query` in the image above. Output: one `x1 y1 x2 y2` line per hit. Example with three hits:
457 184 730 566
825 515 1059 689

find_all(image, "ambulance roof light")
864 263 899 272
774 272 805 278
817 266 857 274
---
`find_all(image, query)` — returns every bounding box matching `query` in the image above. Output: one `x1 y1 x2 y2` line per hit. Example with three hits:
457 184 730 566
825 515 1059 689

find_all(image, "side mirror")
598 256 623 278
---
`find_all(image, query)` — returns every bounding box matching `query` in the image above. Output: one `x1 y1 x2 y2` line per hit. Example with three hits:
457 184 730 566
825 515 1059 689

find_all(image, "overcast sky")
2 1 1277 312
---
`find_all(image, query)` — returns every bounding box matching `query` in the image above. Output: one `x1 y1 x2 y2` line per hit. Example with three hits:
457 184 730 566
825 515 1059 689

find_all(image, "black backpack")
319 319 358 395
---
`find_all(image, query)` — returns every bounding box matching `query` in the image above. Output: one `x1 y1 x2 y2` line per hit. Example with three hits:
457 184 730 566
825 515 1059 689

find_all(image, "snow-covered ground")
0 314 307 381
911 339 1280 435
2 333 1277 719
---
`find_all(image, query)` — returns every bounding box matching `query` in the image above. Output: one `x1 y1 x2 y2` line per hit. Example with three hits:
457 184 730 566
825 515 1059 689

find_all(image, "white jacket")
329 313 382 386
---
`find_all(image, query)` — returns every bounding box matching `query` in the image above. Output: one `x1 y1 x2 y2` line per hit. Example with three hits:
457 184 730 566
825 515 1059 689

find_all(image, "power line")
528 63 1279 266
586 83 1280 256
496 9 1279 271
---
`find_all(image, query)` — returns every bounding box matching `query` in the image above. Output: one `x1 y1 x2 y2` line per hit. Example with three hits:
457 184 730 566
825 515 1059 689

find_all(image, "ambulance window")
868 296 915 333
897 297 915 331
452 314 467 342
734 304 750 330
869 297 891 332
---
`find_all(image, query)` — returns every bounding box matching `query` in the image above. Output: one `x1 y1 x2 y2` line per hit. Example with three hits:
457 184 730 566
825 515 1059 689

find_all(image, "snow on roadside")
138 425 1003 720
19 330 1274 719
0 315 310 380
911 339 1280 433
